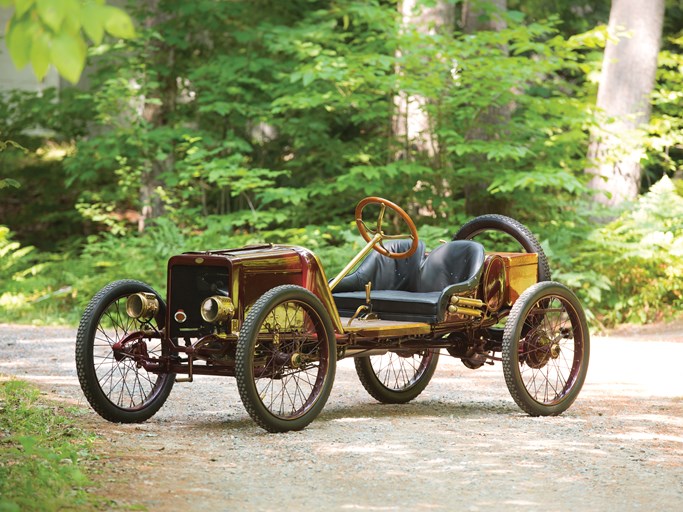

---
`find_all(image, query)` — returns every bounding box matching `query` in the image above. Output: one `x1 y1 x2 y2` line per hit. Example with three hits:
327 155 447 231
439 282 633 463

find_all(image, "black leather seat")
333 239 425 293
333 240 485 323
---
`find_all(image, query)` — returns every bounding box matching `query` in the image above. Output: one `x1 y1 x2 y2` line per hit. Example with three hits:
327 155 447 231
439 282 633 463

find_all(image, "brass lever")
347 281 377 326
347 305 369 326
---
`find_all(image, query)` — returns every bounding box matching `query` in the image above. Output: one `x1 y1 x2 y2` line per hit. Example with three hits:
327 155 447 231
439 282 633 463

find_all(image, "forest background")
1 0 682 329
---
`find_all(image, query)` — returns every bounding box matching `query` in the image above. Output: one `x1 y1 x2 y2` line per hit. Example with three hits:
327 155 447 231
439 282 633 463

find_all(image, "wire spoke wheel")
503 281 589 416
355 349 439 404
236 285 336 432
75 280 175 423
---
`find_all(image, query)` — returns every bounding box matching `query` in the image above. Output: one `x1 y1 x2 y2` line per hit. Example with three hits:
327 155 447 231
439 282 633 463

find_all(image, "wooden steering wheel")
355 197 419 259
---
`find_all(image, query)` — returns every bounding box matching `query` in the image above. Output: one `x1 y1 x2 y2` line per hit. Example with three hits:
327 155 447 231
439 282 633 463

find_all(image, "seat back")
417 240 485 293
333 239 425 292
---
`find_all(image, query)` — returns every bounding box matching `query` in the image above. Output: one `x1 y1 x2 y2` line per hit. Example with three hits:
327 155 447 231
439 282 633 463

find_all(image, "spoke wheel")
355 349 439 404
235 285 336 432
502 281 589 416
75 280 175 423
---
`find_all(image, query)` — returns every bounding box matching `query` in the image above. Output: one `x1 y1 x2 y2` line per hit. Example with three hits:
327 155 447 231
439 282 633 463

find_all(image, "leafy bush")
547 177 683 326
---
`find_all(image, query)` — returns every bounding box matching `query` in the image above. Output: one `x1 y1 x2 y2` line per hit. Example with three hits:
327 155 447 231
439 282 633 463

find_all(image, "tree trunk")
138 1 177 232
393 0 455 159
585 0 665 207
462 0 507 33
461 0 508 216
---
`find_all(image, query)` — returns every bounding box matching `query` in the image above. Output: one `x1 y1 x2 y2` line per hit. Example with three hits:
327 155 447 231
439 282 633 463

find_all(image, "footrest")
341 317 431 337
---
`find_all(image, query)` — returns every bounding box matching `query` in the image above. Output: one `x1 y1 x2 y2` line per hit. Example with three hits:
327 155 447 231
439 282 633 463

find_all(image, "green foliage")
57 1 598 232
1 0 136 83
547 177 683 326
422 15 594 218
0 379 102 511
594 177 683 324
508 0 611 37
1 0 682 327
644 32 683 184
0 226 76 324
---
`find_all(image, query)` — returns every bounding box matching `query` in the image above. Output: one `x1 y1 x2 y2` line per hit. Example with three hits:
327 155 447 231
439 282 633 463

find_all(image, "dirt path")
1 323 682 511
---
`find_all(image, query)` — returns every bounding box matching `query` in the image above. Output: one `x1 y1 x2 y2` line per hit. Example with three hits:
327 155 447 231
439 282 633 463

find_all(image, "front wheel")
75 280 175 423
355 349 439 404
502 281 589 416
235 285 337 432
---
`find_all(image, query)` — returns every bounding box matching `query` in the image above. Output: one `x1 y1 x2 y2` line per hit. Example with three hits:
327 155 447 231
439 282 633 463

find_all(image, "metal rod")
328 233 383 292
450 296 485 308
175 355 194 382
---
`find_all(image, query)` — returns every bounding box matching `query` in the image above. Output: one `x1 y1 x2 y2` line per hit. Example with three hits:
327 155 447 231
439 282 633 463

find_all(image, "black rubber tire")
453 214 551 282
235 285 337 433
502 281 590 416
355 349 440 404
75 280 175 423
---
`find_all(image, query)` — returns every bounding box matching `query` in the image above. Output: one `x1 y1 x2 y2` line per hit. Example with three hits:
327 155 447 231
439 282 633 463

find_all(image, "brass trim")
449 296 485 308
491 251 539 266
447 305 483 317
300 249 345 334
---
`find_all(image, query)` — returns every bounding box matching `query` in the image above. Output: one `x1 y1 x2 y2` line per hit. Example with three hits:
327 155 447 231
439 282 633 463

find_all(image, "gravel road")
1 322 682 511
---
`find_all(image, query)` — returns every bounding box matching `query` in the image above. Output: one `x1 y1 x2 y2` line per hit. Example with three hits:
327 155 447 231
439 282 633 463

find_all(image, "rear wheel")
502 281 589 416
75 280 175 423
355 349 439 404
453 214 551 282
454 214 551 345
235 285 337 432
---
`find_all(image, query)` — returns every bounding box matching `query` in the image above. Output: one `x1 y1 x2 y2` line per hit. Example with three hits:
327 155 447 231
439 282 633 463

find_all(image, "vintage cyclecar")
76 197 590 432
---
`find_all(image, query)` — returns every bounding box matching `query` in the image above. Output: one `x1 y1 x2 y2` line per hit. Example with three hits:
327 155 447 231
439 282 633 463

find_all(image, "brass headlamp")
126 292 159 320
200 296 235 323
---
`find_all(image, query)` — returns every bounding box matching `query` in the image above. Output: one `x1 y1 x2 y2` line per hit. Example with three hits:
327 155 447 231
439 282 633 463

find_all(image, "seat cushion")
333 290 442 323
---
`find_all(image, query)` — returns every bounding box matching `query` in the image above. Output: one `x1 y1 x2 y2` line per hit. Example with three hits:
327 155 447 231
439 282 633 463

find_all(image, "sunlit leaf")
50 32 86 83
36 0 67 32
30 31 51 80
6 19 32 69
103 6 136 39
81 3 105 44
14 0 36 18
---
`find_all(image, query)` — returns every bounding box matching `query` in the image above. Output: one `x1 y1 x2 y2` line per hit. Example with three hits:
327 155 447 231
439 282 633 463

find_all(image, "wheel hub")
523 331 554 369
462 346 489 369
